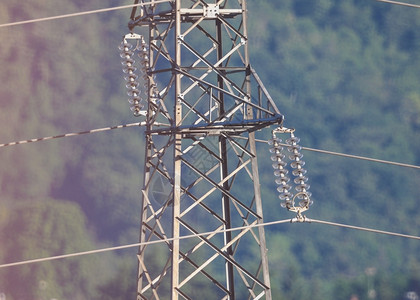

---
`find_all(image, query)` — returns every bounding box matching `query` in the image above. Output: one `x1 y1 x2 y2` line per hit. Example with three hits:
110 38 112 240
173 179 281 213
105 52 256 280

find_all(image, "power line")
295 143 420 170
249 137 420 170
0 0 416 29
0 0 171 29
0 122 145 148
0 1 416 29
375 0 420 8
2 215 420 269
0 218 292 269
1 126 419 172
309 218 420 240
1 0 414 30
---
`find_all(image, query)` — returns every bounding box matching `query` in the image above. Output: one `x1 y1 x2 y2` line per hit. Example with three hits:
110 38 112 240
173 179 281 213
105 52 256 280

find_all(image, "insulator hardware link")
268 126 313 219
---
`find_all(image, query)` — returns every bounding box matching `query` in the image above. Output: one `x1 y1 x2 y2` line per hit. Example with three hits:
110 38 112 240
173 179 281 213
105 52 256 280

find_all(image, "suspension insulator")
286 132 312 209
268 130 313 213
274 169 289 178
119 33 148 117
268 136 293 209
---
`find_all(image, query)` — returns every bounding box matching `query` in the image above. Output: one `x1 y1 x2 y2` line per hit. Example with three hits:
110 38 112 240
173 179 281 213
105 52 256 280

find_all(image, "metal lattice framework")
127 1 283 299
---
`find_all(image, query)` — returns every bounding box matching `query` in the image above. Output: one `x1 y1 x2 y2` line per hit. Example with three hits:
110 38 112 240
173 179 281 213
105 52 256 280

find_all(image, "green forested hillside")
248 1 420 299
1 0 420 299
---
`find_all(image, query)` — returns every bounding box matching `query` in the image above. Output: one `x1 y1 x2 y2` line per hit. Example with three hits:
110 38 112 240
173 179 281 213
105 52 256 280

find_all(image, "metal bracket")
273 126 294 134
123 33 144 48
124 33 142 40
204 4 219 18
290 211 310 223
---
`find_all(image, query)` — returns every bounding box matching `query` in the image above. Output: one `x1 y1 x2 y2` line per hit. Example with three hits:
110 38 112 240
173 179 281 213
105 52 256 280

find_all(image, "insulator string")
120 34 146 116
268 129 312 213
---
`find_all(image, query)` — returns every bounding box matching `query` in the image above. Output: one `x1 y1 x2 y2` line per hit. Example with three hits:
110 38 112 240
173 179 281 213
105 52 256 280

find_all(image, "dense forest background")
1 0 420 299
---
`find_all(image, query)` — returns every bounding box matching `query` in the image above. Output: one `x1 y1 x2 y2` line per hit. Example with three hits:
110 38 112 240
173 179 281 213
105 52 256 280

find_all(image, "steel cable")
0 218 292 269
309 218 420 241
0 0 172 29
376 0 420 8
0 122 145 148
2 216 420 269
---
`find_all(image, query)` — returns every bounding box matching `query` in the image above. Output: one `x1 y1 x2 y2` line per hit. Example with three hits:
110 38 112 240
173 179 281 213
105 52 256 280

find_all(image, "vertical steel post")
172 1 182 299
242 1 272 298
216 13 235 300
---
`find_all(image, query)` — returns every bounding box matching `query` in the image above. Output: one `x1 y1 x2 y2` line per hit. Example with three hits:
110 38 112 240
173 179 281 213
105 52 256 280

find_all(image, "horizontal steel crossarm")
177 218 269 291
181 66 247 71
176 69 277 117
133 9 243 21
180 157 261 219
130 7 243 28
145 114 284 135
129 9 174 28
180 8 243 17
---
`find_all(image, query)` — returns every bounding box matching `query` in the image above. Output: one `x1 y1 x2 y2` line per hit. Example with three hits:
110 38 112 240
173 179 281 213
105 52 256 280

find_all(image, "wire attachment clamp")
119 33 149 117
268 126 313 219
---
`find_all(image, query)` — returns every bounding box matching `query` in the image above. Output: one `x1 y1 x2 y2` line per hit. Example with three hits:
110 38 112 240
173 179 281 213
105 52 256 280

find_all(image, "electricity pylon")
125 1 283 299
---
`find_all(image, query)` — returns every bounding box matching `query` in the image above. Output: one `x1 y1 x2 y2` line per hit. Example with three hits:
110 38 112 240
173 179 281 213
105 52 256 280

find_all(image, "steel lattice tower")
125 1 283 299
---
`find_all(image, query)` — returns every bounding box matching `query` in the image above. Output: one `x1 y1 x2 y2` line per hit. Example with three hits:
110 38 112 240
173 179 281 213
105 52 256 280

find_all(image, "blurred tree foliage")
0 0 420 299
0 0 141 298
0 200 111 299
